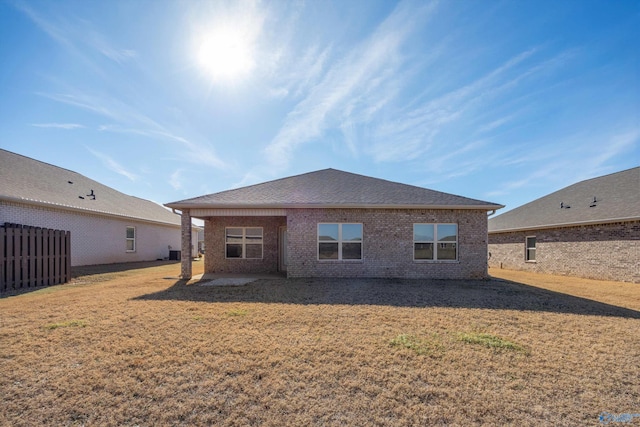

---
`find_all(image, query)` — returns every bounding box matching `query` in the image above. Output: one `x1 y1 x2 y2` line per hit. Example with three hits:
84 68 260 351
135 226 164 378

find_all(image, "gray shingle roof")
489 167 640 233
166 168 503 210
0 149 181 226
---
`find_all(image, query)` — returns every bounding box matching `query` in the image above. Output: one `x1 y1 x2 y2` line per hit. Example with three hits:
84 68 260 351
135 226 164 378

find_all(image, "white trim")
413 223 458 262
0 196 181 227
190 208 286 217
525 235 536 262
317 223 363 261
167 203 504 211
126 226 136 252
489 216 640 234
225 226 264 259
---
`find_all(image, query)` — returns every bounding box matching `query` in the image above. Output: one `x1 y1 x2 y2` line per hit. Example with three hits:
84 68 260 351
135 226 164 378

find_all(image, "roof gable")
166 169 503 210
0 149 181 226
489 167 640 233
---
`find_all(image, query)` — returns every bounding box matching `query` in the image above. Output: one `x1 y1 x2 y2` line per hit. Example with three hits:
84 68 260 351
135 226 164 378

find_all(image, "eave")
164 202 505 214
1 195 182 228
488 216 640 234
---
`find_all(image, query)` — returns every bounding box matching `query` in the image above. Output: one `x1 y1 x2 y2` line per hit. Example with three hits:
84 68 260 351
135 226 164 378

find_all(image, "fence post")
1 224 71 292
54 229 61 284
28 228 35 287
0 227 5 292
21 227 28 289
47 229 54 287
36 227 43 287
64 231 71 283
7 226 15 290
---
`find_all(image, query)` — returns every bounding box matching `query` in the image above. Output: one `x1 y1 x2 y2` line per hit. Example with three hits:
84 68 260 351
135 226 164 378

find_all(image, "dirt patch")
0 263 638 426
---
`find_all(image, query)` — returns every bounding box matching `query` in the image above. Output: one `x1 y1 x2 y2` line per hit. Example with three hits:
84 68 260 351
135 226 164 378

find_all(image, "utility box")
169 250 181 260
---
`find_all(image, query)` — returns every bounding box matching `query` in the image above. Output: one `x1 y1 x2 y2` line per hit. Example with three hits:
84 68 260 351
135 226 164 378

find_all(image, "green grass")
225 308 249 317
44 320 87 330
457 332 527 353
390 333 444 356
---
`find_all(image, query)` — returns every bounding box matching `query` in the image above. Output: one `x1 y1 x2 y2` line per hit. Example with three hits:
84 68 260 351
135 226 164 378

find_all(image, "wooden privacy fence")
1 223 71 292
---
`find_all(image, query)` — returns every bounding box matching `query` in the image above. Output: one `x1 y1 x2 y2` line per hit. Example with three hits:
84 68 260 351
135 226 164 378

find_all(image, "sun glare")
195 25 256 83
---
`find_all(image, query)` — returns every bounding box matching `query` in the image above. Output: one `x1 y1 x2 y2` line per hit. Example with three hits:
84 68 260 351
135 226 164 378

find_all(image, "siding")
1 201 183 266
488 220 640 283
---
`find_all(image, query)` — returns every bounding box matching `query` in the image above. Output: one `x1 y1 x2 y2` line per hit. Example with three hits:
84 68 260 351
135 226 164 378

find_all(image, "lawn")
1 261 638 426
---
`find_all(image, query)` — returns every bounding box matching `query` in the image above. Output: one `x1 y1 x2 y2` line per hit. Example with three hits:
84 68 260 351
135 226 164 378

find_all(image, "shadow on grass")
133 276 640 319
71 260 180 279
1 261 184 299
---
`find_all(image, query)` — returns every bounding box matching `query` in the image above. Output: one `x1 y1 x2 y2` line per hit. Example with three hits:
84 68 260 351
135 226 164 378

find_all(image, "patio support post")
180 208 192 279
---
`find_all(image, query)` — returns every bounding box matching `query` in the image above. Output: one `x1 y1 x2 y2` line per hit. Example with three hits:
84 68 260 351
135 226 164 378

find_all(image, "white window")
318 223 362 260
226 227 263 259
126 226 136 252
413 224 458 261
525 236 536 262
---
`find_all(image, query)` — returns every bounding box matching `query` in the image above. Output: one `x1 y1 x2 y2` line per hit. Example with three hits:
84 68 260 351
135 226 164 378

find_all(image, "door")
278 226 288 272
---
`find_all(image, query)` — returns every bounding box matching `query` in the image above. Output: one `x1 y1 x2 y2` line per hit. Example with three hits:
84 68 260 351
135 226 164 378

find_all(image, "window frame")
126 226 136 253
525 236 536 262
225 227 264 260
317 223 363 261
413 223 458 262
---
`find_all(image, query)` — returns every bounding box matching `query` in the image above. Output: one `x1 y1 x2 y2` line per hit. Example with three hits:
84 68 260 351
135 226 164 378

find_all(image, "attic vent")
589 196 597 207
68 181 73 184
560 202 570 209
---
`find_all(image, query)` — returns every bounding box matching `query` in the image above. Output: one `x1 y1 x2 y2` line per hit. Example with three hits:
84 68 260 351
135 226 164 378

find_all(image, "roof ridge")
0 148 83 177
166 168 503 209
0 148 181 226
489 166 639 231
499 166 639 213
171 168 339 203
566 166 639 187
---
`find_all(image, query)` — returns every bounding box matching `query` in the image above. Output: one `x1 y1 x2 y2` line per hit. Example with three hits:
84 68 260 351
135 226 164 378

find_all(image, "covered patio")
176 208 288 280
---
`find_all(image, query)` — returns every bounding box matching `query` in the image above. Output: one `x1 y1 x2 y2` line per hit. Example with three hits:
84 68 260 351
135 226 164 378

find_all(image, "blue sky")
1 0 638 213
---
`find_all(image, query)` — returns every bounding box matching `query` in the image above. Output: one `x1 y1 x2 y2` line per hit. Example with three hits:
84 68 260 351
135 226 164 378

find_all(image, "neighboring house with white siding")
488 167 640 283
166 169 504 280
0 149 198 266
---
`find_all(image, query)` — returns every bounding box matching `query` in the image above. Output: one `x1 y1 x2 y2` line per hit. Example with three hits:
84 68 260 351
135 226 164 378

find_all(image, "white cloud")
13 2 136 65
169 169 184 190
263 0 435 171
476 115 516 134
39 92 226 170
86 147 138 181
587 129 639 171
31 123 85 130
99 47 137 64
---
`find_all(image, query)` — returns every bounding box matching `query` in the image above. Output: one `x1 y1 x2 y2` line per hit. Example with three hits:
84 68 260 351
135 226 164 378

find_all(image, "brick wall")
204 216 287 274
286 208 489 279
1 201 183 266
202 209 489 279
488 220 640 283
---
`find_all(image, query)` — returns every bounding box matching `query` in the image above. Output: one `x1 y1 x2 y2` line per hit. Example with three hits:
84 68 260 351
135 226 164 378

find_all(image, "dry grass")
1 261 638 426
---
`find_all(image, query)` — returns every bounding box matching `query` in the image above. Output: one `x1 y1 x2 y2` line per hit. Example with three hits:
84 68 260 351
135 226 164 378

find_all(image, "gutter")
0 195 182 228
164 202 506 211
488 216 640 234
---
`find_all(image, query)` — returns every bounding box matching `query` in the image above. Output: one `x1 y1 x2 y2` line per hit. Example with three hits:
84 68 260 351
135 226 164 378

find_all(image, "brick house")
0 149 199 266
488 167 640 283
165 169 503 279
